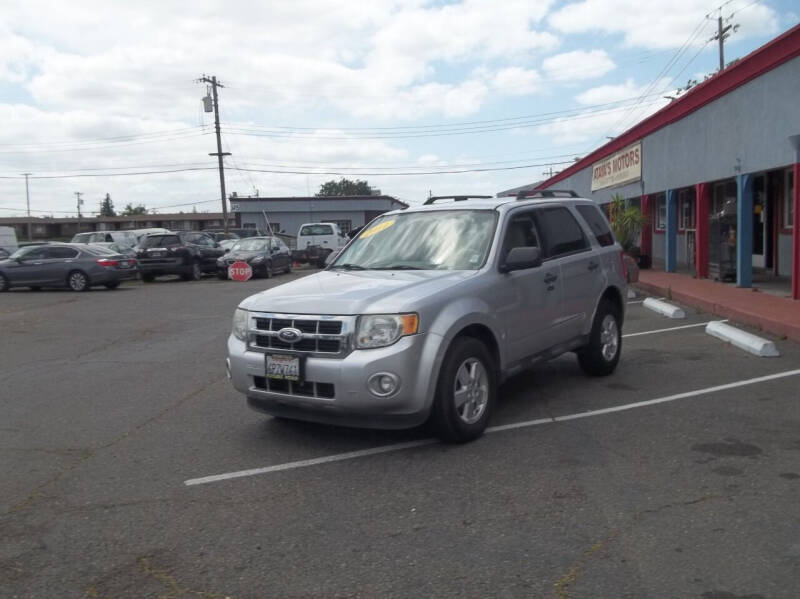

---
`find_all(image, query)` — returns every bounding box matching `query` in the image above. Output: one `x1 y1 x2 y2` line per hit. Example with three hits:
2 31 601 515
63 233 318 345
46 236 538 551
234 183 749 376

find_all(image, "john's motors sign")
590 142 642 191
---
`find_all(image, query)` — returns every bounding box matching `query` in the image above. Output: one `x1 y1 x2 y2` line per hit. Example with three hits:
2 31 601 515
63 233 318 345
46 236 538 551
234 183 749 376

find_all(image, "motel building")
505 24 800 301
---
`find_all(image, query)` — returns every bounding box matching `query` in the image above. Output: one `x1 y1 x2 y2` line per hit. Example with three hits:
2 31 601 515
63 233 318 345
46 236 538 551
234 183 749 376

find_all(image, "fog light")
367 372 400 397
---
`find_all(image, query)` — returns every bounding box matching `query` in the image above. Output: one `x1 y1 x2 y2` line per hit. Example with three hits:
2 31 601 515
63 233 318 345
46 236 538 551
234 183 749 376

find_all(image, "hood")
239 269 475 315
225 250 263 261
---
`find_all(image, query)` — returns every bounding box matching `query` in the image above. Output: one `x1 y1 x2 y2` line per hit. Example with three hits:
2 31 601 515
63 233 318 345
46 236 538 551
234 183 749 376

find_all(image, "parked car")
90 242 138 258
217 236 292 279
0 225 19 256
0 243 137 291
206 231 239 243
219 239 238 252
71 231 138 247
135 231 224 281
227 193 627 443
295 222 348 266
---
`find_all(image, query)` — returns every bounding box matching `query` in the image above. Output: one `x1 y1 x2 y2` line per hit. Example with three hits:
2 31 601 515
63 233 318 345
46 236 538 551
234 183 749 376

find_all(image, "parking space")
2 278 799 598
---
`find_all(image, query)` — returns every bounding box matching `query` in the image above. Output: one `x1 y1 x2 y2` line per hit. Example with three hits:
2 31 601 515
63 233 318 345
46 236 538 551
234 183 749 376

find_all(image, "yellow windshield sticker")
360 220 395 238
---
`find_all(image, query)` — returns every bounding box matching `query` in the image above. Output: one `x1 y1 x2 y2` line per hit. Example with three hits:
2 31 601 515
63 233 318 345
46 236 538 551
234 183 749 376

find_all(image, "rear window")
576 205 615 247
142 235 180 248
72 233 93 243
300 224 333 236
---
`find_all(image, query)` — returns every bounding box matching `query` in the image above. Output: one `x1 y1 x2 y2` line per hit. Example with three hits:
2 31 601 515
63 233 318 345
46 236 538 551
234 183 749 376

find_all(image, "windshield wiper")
330 263 367 270
371 264 425 270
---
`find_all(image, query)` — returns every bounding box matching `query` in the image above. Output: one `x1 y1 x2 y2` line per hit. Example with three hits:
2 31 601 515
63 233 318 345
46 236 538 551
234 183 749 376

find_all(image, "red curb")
634 271 800 342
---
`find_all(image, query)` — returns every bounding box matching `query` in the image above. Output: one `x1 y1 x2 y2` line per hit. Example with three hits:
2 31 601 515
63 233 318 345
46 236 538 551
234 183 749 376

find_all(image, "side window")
24 247 49 260
501 212 540 261
575 204 615 247
49 247 79 259
534 207 590 258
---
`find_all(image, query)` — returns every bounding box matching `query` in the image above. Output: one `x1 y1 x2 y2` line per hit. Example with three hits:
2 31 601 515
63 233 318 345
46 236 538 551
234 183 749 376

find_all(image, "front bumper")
227 332 442 430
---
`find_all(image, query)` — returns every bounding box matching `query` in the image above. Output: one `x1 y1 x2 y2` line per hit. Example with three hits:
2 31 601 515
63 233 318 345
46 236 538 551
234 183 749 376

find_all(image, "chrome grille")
247 313 351 357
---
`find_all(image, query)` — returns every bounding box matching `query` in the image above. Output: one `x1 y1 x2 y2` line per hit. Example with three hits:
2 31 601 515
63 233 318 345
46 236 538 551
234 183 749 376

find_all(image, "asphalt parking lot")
2 273 799 599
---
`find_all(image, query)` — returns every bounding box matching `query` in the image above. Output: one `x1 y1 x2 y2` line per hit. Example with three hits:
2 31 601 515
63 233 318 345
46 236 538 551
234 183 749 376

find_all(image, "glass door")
753 175 766 268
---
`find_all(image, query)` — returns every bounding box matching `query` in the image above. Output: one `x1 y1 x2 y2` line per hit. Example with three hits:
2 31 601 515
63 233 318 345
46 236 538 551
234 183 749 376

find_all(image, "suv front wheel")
577 299 622 377
431 337 496 443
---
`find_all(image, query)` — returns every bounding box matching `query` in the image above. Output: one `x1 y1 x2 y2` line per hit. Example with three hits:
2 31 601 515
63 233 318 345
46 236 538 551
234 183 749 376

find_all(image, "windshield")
332 210 497 271
300 224 333 236
232 238 269 251
141 235 180 248
71 233 93 243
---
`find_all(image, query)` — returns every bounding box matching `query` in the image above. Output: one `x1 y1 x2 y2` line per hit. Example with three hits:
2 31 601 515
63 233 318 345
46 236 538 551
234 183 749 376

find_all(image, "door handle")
544 273 558 284
588 261 599 271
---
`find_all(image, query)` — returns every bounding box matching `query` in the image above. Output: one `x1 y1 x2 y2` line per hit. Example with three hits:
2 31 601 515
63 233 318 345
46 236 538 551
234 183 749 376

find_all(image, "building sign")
590 142 642 191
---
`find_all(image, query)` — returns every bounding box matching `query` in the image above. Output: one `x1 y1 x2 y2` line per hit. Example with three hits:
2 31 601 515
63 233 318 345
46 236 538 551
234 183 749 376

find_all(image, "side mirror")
500 246 542 273
324 249 341 266
272 246 280 252
224 248 230 254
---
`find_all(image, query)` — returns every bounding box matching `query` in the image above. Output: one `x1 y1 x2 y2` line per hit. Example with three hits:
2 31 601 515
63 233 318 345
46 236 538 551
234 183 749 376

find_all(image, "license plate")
150 252 163 257
266 354 301 381
119 261 131 268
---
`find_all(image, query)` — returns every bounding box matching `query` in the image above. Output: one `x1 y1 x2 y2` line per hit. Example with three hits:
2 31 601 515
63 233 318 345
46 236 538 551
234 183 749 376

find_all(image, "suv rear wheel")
182 261 202 281
431 337 496 443
577 299 621 376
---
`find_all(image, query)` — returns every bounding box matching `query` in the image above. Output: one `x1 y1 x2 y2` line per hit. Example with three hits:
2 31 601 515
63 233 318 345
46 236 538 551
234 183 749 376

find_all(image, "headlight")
356 314 419 349
251 255 265 263
232 308 249 341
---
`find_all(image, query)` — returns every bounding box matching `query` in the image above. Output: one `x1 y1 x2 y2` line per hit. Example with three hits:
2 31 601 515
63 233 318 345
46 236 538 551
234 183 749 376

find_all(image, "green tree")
99 193 116 217
316 178 373 196
121 203 147 216
608 194 644 254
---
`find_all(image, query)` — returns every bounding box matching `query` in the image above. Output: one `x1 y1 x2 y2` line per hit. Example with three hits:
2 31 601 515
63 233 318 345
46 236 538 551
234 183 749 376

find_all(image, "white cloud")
549 0 778 49
542 49 616 82
491 67 543 96
574 77 670 105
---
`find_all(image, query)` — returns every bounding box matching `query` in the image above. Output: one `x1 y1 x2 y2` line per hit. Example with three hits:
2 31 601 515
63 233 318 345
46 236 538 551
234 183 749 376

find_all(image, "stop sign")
228 260 252 282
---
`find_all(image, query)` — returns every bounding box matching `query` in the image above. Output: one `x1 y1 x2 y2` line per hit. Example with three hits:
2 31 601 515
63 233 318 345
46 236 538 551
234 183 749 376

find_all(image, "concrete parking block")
705 320 781 357
642 297 686 319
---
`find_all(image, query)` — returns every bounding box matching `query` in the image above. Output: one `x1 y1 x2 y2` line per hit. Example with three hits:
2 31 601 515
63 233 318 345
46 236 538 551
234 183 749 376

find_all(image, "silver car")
0 243 137 291
227 194 628 442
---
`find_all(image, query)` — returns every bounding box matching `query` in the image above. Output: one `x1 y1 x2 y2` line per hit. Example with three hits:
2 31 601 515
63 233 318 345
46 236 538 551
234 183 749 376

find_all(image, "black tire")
263 261 272 279
104 282 120 290
430 337 496 443
141 273 155 282
284 261 292 274
0 273 9 292
67 270 90 292
577 299 622 377
217 271 228 280
182 261 202 281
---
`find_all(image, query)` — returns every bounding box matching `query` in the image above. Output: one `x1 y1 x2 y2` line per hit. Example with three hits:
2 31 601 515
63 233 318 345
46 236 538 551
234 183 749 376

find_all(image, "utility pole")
75 192 83 234
22 173 32 241
709 8 738 72
197 75 231 233
543 166 555 178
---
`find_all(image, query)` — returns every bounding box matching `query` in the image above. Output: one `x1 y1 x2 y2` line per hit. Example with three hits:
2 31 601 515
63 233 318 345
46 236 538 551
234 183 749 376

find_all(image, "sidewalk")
635 270 800 342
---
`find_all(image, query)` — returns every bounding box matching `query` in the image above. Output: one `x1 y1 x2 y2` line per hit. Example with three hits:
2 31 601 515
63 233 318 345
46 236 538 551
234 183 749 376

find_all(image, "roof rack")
423 195 494 205
516 189 579 199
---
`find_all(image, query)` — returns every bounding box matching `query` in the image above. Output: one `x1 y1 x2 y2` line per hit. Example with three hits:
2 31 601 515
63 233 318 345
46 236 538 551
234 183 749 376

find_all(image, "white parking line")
184 368 800 487
623 320 728 338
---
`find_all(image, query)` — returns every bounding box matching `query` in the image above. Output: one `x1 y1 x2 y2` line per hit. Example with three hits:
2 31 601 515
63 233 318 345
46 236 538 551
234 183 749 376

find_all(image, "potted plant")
607 193 644 281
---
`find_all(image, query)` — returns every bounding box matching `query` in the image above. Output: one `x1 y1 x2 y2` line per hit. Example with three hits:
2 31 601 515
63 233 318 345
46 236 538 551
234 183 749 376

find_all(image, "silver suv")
227 192 628 442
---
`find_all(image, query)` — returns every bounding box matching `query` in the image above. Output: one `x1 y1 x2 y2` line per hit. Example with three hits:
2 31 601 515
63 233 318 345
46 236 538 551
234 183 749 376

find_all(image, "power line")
0 126 204 149
0 131 209 154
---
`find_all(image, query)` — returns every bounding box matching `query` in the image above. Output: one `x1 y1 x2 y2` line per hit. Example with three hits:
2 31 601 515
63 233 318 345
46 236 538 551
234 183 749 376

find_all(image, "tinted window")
22 247 49 260
576 205 615 247
142 235 180 248
48 246 79 259
300 224 334 236
534 207 589 258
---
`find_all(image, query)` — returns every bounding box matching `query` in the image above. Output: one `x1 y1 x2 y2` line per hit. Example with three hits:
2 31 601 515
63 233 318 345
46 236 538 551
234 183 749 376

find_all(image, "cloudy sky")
0 0 795 217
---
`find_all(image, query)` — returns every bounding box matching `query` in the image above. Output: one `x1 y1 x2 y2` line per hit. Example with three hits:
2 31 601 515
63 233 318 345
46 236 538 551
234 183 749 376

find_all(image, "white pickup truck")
296 222 348 266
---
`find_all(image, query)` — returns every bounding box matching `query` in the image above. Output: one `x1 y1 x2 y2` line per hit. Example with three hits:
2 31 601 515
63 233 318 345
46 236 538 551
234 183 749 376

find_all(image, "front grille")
249 313 350 357
253 376 335 399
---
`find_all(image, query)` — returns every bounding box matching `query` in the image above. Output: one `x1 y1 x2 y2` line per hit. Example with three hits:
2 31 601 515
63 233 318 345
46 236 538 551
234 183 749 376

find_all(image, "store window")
678 189 696 230
655 194 667 231
785 169 795 229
